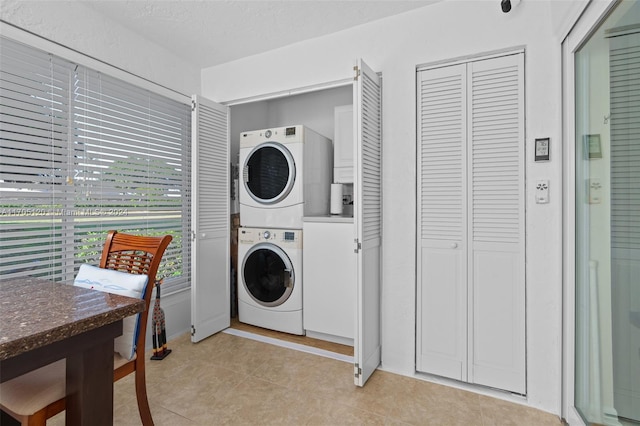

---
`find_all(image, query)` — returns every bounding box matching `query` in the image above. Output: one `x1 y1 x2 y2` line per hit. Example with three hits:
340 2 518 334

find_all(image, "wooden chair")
0 230 172 426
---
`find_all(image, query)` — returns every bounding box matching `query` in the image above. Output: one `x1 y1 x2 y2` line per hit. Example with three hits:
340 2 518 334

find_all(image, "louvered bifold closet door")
354 59 382 387
417 53 525 394
190 95 230 343
416 63 468 381
468 53 525 394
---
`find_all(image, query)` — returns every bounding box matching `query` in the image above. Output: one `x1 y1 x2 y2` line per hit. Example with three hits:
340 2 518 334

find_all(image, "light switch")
536 180 549 204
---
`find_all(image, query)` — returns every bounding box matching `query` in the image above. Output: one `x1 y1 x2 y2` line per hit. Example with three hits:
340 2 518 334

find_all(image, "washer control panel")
238 227 302 248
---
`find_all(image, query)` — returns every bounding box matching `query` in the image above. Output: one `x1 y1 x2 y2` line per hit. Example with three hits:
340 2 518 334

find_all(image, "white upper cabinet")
333 104 354 183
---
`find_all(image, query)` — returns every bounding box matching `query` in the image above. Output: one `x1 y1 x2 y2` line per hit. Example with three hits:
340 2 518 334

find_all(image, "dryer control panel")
239 124 304 148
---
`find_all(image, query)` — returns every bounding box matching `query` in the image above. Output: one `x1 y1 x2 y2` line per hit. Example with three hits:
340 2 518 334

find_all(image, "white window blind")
0 36 191 294
610 35 640 251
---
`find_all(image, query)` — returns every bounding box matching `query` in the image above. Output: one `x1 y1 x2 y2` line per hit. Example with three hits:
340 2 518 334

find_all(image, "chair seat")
0 360 64 416
0 353 135 416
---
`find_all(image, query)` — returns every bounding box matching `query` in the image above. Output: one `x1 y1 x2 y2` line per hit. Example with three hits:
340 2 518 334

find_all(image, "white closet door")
354 58 382 387
467 53 525 393
191 95 230 343
416 63 468 380
416 53 525 394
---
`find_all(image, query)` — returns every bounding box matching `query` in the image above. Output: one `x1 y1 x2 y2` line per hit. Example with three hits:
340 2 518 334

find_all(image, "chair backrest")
99 230 172 356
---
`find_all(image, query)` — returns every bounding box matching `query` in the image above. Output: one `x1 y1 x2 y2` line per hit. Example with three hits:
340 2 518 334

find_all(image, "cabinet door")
302 221 355 341
416 63 468 381
354 58 382 387
334 104 354 183
191 95 230 342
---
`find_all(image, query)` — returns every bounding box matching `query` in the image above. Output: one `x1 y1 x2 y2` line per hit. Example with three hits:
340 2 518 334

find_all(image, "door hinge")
354 239 362 253
192 230 197 241
353 66 360 81
354 363 362 378
191 100 196 112
191 325 196 336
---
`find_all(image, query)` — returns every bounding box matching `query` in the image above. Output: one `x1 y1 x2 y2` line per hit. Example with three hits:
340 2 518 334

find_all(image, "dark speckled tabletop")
0 277 145 361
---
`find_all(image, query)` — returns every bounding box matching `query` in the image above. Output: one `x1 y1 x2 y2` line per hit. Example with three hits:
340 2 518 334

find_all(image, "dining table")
0 277 145 425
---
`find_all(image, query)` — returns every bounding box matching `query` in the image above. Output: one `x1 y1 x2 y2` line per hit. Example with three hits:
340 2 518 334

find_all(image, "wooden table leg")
65 324 118 426
0 410 20 426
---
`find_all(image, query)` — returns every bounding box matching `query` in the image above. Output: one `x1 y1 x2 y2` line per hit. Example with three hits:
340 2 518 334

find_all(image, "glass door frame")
562 1 620 424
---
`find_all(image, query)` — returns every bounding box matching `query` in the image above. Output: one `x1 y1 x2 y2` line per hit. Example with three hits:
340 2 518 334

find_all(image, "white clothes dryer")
237 227 304 335
239 125 332 229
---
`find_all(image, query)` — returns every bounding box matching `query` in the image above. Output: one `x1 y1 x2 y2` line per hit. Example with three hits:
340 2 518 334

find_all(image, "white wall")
229 85 352 166
202 0 585 415
230 101 269 163
0 0 201 97
265 86 352 141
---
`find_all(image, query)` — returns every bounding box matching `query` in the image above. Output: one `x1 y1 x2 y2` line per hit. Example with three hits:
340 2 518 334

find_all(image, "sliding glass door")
574 2 640 424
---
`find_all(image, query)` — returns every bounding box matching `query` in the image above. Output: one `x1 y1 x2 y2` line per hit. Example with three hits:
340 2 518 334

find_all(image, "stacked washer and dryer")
237 125 332 335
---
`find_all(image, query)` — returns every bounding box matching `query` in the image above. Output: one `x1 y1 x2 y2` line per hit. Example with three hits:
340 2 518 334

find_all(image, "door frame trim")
561 0 619 424
416 46 525 73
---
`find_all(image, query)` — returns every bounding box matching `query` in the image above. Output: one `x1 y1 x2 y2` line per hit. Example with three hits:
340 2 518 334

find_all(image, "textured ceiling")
84 1 438 69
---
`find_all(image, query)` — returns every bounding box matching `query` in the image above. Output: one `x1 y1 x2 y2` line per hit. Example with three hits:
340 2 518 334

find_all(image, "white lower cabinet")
303 218 355 345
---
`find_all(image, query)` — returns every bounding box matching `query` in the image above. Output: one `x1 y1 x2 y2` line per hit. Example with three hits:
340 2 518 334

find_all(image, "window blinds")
610 35 640 251
0 36 191 294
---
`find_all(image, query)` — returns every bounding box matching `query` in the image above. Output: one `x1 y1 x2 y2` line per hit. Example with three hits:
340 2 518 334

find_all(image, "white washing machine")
237 227 304 335
239 125 332 229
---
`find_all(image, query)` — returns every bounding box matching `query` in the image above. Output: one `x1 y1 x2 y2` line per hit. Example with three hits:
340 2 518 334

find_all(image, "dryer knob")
263 231 271 240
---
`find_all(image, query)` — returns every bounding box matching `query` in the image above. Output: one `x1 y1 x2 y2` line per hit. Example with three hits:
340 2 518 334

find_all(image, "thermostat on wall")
535 138 550 162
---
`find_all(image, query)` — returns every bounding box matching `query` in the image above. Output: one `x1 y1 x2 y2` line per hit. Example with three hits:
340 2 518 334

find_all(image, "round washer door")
243 142 296 204
242 242 295 307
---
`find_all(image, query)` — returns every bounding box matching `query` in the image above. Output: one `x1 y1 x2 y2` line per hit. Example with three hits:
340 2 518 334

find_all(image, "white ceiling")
83 1 438 69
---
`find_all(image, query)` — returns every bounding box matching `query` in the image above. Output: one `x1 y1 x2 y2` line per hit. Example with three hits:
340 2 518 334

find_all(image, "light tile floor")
50 331 562 425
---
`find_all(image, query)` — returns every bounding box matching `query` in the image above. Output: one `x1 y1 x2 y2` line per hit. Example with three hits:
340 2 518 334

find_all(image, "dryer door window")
243 142 295 204
242 243 294 307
